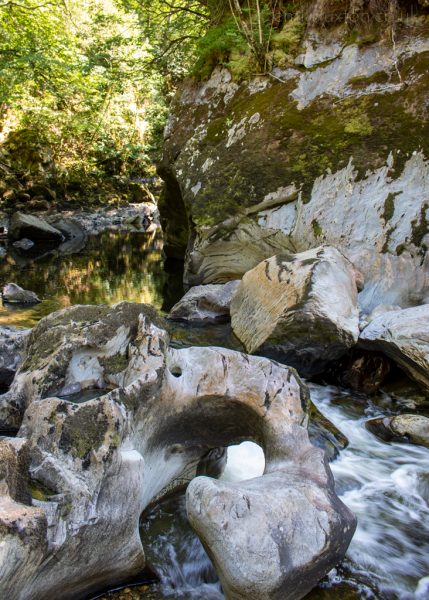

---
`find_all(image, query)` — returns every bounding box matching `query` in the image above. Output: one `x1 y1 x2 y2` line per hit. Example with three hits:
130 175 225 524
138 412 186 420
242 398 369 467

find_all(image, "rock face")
360 305 429 391
8 212 64 243
0 327 30 390
0 302 355 600
159 28 429 312
2 283 40 305
230 247 360 376
366 414 429 448
168 280 240 323
47 216 88 254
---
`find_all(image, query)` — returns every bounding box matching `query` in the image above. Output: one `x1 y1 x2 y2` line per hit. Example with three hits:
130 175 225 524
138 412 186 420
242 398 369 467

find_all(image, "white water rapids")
141 383 429 600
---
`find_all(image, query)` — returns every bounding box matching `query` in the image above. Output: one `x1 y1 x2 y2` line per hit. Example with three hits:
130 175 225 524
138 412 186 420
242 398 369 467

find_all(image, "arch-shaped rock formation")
0 303 355 599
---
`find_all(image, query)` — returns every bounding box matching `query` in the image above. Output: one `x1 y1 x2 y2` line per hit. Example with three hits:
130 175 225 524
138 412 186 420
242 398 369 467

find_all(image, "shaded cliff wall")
159 19 429 311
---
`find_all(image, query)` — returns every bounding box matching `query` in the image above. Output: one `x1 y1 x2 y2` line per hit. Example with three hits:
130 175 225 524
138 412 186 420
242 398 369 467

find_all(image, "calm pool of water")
0 230 183 328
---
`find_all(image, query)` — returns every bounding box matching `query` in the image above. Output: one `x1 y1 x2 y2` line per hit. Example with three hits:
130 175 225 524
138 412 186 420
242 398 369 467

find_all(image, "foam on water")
310 383 429 600
140 383 429 600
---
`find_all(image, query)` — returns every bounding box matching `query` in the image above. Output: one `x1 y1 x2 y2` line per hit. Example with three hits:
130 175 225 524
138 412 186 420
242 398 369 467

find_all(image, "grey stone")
360 305 429 391
2 283 40 305
169 280 240 323
8 212 64 243
0 327 30 388
366 414 429 448
0 302 355 600
231 247 360 377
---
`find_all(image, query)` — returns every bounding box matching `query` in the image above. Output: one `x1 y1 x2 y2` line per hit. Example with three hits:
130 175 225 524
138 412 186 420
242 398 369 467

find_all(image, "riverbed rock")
0 327 30 389
12 238 35 251
230 246 360 376
2 283 40 305
360 305 429 392
8 212 64 243
359 303 402 331
366 414 429 448
47 216 88 254
0 302 355 600
169 281 240 323
159 29 429 313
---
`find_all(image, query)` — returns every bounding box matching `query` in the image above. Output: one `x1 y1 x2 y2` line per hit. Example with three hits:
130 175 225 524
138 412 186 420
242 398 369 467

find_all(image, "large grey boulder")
2 283 40 305
8 212 64 243
360 305 429 391
168 281 240 323
0 302 355 600
0 327 30 389
47 216 87 254
366 414 429 448
231 246 360 376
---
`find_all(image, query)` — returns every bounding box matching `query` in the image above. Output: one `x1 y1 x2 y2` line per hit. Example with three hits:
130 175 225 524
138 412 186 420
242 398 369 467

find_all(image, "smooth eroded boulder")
8 212 64 243
168 281 240 323
366 414 429 448
360 305 429 391
2 283 40 305
231 246 360 376
0 302 356 600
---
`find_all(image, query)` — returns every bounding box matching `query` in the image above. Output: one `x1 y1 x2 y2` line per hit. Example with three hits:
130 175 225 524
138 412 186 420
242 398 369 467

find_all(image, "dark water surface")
0 230 183 328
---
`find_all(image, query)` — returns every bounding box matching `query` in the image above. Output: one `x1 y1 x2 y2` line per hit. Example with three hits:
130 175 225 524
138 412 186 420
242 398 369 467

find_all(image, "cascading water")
309 383 429 600
138 443 265 599
139 384 429 600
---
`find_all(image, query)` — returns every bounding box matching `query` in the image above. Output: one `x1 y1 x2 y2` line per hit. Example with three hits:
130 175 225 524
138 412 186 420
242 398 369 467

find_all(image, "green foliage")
193 17 245 78
0 0 207 200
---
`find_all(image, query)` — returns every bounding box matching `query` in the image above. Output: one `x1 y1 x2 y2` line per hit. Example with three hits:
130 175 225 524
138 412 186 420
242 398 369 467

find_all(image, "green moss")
383 192 400 222
348 70 391 89
110 432 121 448
411 203 429 248
59 403 109 460
28 479 56 502
344 114 374 136
396 243 406 256
178 50 429 226
99 353 128 375
311 219 323 237
272 15 304 50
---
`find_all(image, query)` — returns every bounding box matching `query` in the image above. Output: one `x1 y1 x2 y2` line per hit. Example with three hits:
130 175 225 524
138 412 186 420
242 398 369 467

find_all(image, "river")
1 229 428 600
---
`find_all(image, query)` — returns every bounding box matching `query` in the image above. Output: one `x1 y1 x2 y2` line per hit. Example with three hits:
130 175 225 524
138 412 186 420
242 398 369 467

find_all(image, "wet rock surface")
366 414 429 448
0 302 355 600
230 247 360 377
359 305 429 392
168 281 240 324
8 212 64 243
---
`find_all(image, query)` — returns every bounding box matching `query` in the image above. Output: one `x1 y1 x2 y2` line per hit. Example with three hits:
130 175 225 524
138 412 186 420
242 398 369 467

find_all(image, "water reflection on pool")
0 230 183 328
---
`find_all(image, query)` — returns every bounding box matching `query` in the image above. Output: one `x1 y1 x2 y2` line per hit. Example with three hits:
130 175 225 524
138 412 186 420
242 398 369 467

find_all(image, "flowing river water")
1 229 429 600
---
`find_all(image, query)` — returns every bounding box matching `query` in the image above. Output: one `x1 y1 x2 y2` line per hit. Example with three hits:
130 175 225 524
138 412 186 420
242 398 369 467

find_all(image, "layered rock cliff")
159 18 429 312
